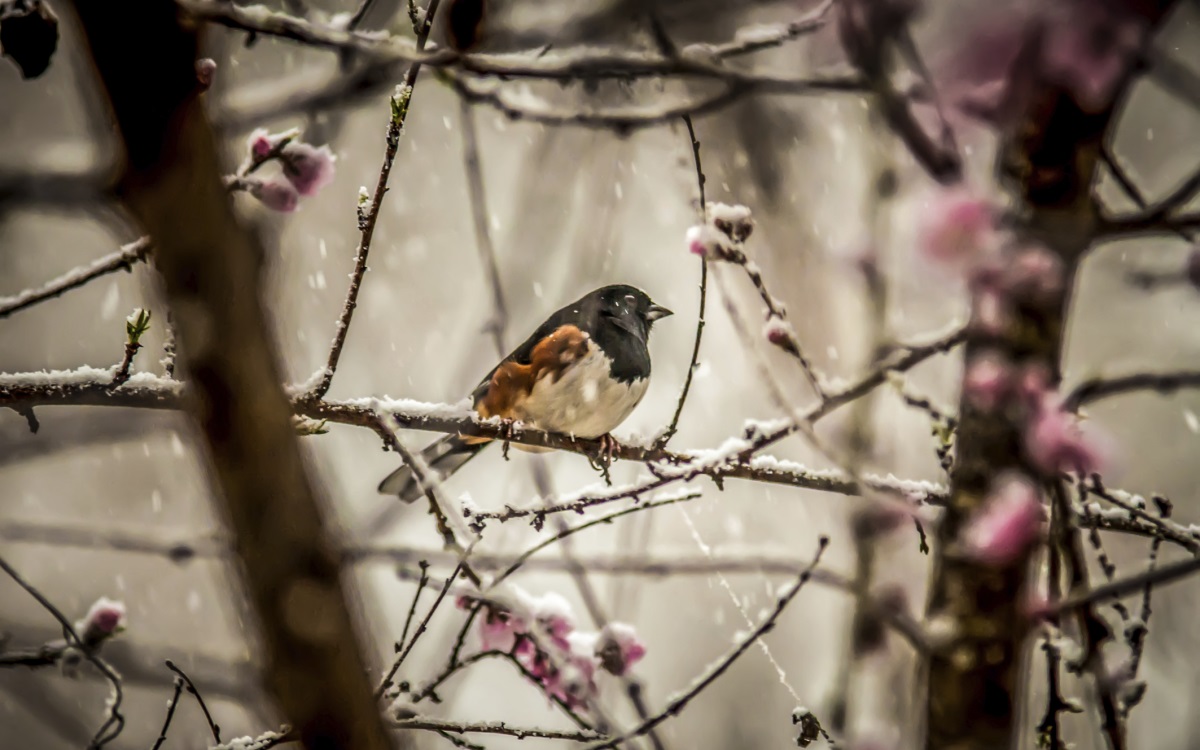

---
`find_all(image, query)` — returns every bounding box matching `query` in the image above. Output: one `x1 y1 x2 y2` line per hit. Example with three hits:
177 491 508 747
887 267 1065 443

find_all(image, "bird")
377 284 673 503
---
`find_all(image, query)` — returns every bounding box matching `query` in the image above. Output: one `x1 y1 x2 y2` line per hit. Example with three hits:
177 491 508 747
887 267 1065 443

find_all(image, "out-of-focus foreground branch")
65 3 393 749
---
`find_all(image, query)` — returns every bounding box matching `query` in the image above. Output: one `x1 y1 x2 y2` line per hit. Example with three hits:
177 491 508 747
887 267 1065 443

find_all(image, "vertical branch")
459 97 509 357
658 113 708 447
920 7 1181 743
67 5 394 749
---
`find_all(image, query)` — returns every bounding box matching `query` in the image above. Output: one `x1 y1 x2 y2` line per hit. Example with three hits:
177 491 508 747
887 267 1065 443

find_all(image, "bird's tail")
377 433 487 503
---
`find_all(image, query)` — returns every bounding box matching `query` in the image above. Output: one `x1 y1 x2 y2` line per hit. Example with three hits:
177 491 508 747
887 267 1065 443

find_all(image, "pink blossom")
929 8 1031 128
1024 400 1109 476
280 141 337 196
686 224 725 259
961 474 1045 566
963 352 1015 412
594 622 646 676
248 128 274 160
919 190 997 271
479 607 526 653
1041 2 1145 112
247 177 300 213
76 596 126 647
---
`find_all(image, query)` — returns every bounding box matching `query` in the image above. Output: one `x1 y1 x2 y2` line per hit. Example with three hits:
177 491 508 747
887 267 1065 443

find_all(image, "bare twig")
459 97 508 356
165 660 221 743
0 237 151 320
1063 369 1200 411
658 113 708 448
149 678 185 750
376 558 472 700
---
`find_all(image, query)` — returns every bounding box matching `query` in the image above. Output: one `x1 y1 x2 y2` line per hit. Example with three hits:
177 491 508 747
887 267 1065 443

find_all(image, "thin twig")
459 97 508 356
658 113 707 448
150 678 185 750
396 561 431 656
0 237 152 320
376 561 467 700
1063 369 1200 411
166 659 221 743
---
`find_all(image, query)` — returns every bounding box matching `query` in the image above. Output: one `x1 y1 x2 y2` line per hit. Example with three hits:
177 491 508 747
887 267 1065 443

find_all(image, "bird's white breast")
515 344 648 440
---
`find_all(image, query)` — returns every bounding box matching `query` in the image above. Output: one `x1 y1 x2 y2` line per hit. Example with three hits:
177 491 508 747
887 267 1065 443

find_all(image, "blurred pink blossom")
686 224 726 259
1041 1 1146 112
961 474 1045 566
594 622 646 676
247 177 300 213
280 141 337 196
963 352 1015 412
77 596 125 647
919 190 997 271
1024 398 1110 476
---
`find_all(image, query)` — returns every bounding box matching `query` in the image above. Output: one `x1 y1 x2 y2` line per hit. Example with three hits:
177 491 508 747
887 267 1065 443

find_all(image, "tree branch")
67 3 394 747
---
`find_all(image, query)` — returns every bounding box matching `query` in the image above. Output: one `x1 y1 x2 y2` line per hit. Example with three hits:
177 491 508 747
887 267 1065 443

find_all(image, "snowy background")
4 1 1200 748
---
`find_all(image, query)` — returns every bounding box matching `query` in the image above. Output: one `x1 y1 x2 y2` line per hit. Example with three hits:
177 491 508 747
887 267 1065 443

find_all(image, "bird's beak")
645 303 673 322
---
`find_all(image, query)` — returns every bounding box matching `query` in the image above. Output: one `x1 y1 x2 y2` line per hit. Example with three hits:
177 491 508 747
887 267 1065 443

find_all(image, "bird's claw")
500 418 516 460
586 433 619 486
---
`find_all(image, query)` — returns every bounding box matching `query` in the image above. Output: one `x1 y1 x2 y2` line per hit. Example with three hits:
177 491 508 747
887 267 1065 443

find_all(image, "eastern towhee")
378 284 673 503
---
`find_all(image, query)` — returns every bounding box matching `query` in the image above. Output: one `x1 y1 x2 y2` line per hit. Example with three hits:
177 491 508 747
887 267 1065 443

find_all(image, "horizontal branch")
182 0 840 87
0 370 947 504
444 69 865 131
1094 211 1200 239
1064 369 1200 411
393 717 603 743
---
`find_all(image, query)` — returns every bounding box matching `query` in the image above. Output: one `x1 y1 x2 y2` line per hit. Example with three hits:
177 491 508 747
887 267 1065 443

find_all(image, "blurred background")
3 0 1200 748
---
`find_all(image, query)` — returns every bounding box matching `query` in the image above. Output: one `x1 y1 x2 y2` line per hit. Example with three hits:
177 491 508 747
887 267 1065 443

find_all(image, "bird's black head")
585 284 673 342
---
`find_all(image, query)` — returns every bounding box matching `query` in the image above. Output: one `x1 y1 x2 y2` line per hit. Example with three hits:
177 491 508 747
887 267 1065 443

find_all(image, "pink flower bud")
248 128 273 160
763 316 801 357
686 225 724 259
961 474 1045 566
247 177 300 213
919 190 997 271
195 58 217 91
76 596 126 647
479 606 526 653
594 622 646 676
963 351 1014 412
280 141 337 197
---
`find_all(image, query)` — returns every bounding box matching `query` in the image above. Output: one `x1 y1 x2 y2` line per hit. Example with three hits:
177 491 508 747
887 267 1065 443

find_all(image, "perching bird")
378 284 672 503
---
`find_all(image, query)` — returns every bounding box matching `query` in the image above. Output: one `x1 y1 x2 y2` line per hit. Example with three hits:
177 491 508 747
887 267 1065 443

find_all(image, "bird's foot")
500 418 517 460
586 433 620 486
